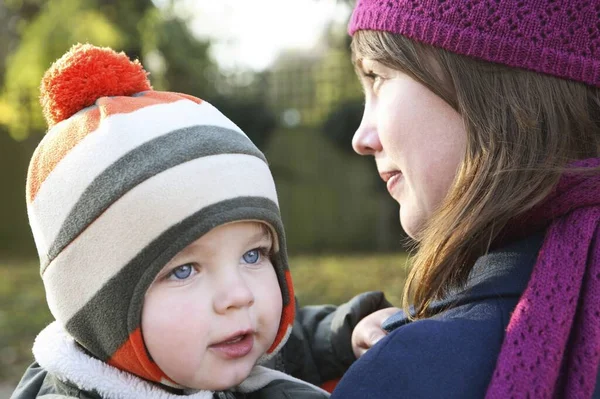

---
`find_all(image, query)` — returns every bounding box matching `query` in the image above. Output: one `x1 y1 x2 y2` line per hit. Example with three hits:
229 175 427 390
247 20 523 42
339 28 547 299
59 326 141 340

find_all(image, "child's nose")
213 271 255 314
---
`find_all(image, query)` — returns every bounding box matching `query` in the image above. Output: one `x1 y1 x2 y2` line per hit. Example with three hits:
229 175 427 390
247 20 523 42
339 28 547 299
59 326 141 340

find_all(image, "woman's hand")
351 307 400 358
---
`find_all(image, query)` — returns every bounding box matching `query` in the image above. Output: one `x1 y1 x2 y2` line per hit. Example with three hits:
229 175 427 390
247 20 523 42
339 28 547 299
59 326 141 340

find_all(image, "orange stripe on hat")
267 269 296 353
27 106 99 204
107 327 176 385
27 91 203 204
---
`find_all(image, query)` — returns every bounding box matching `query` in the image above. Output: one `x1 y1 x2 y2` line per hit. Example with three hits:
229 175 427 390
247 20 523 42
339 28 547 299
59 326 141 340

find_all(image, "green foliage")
154 17 214 96
313 47 362 114
209 95 277 150
0 0 216 140
4 0 46 21
2 0 126 140
0 253 409 386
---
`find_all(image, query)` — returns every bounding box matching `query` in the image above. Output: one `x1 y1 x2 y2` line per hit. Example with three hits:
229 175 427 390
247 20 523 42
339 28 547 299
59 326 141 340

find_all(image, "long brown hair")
352 30 600 319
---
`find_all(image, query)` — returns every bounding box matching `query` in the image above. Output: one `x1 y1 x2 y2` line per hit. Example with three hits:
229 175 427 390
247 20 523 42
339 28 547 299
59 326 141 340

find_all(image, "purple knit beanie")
348 0 600 87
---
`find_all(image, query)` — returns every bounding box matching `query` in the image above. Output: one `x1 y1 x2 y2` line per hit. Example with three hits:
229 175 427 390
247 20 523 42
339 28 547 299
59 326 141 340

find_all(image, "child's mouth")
210 333 254 359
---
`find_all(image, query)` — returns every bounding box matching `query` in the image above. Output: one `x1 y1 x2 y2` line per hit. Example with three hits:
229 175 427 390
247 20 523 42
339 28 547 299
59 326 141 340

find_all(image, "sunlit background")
0 0 408 393
181 0 351 70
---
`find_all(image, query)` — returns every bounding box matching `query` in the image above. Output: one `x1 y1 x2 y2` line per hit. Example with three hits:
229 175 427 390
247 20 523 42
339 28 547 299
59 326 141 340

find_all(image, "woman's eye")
168 264 194 280
362 70 384 91
242 249 261 264
364 71 380 82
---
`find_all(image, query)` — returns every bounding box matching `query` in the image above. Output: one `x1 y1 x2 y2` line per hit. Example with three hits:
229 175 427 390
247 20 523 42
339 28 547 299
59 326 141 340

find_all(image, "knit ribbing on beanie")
348 0 600 87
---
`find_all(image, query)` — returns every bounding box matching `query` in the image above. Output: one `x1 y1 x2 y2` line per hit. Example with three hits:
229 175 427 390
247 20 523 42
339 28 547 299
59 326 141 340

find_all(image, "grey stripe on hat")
64 196 287 361
43 125 266 272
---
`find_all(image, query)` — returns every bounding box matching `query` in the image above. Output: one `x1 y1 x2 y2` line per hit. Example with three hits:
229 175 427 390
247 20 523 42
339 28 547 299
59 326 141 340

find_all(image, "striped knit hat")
27 44 295 387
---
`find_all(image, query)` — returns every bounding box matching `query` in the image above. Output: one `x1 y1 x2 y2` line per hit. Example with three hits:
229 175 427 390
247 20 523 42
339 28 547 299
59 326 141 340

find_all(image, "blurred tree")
318 22 362 152
137 6 278 148
0 2 19 127
322 99 363 153
0 0 222 139
0 0 276 147
210 95 277 150
95 0 154 60
155 17 214 95
313 27 361 108
1 0 133 139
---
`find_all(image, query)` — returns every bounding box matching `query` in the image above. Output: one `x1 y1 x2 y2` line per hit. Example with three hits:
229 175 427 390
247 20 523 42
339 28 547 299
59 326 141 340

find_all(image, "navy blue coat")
332 233 600 398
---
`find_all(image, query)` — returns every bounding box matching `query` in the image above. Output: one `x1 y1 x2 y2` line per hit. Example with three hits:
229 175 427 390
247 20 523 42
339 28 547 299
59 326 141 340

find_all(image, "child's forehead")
176 221 272 255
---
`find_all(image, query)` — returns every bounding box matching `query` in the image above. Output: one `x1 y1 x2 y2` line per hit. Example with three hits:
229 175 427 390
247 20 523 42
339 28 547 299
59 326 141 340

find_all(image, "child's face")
353 58 466 239
141 221 282 391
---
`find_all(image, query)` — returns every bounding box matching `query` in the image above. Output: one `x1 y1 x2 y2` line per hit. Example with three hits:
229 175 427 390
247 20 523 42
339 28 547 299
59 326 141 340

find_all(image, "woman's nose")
213 270 255 314
352 110 382 155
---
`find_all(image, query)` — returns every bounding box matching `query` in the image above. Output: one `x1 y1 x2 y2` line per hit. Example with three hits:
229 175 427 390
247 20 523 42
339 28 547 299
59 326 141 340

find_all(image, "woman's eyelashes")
363 70 378 80
361 69 384 91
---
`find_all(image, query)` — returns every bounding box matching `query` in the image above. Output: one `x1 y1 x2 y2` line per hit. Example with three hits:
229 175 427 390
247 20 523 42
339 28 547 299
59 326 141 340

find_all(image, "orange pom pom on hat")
27 44 295 387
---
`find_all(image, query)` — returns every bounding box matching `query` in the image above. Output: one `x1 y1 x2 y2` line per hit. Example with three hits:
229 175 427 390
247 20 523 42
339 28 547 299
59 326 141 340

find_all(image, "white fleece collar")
33 322 327 399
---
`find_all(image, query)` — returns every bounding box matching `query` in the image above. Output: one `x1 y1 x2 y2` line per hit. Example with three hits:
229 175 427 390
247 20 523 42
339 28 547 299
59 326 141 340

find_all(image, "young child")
331 0 600 398
10 44 392 399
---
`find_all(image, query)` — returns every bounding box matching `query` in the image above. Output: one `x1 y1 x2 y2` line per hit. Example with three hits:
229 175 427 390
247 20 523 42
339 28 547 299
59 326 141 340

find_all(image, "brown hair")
352 30 600 319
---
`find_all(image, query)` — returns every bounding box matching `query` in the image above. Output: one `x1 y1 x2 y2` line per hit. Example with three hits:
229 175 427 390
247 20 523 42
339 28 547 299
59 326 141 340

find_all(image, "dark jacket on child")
12 291 391 399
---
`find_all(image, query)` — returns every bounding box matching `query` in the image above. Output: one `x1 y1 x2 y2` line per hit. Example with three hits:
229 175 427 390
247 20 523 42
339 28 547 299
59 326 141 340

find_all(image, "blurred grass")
0 253 409 386
291 253 409 306
0 261 53 385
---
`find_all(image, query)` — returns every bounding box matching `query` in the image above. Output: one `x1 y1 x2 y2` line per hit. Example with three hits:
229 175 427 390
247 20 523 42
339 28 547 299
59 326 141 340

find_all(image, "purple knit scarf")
486 158 600 398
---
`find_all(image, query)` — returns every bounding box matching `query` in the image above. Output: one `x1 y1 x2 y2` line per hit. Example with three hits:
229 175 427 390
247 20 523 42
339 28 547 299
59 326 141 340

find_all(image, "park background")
0 0 412 392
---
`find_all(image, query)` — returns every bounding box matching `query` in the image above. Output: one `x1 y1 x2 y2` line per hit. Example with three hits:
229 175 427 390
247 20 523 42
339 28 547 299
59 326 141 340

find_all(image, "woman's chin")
399 208 424 240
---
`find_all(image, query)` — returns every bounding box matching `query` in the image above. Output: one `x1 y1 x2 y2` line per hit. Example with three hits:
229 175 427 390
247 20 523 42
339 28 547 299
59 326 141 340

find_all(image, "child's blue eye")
170 264 193 280
242 249 260 264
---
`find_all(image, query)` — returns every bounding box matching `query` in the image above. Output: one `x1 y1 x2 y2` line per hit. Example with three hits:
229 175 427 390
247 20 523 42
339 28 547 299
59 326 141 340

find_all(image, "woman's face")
353 58 466 239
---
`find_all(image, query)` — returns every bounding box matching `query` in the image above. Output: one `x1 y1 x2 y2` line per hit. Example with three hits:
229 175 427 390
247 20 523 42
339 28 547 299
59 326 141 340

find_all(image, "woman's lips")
386 172 402 193
380 171 403 194
209 332 254 359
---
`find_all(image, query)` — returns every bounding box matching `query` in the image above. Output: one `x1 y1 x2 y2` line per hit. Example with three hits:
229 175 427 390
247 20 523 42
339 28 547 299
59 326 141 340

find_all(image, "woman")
334 0 600 397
